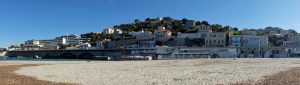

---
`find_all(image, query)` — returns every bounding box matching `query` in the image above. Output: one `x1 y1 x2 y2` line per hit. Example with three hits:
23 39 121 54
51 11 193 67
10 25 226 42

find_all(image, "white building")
129 30 145 37
230 35 269 47
154 26 172 42
54 34 90 45
129 30 154 40
289 36 300 41
22 34 90 50
177 27 211 39
170 47 238 59
205 32 227 47
177 32 210 39
283 41 300 47
24 40 43 47
103 28 123 34
78 43 92 49
284 35 300 47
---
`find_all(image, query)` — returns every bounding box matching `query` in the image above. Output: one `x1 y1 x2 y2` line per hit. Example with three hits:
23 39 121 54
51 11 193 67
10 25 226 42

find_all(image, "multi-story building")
54 34 90 45
231 36 242 47
177 26 226 47
177 26 211 39
24 40 43 47
22 34 90 50
154 26 172 42
284 35 300 47
103 28 123 34
176 32 199 39
283 41 300 47
169 47 238 59
230 35 268 47
205 32 227 47
129 30 154 40
288 36 300 41
38 40 58 50
129 29 146 37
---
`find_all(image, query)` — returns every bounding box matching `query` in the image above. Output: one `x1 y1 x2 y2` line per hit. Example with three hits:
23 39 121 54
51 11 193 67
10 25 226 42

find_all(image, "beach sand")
1 59 300 85
0 64 76 85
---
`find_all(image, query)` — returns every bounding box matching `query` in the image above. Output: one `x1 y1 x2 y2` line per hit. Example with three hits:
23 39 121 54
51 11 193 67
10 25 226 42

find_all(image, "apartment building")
231 35 268 48
205 32 227 47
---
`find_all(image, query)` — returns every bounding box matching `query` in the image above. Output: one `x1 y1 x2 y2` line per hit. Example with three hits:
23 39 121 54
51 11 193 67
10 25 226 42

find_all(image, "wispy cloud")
109 0 117 8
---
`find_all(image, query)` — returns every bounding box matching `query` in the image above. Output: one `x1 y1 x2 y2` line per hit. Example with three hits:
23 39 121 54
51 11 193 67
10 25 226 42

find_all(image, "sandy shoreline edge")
0 64 77 85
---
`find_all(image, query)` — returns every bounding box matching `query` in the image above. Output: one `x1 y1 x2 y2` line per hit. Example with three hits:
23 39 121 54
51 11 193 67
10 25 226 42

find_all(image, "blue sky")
1 0 300 47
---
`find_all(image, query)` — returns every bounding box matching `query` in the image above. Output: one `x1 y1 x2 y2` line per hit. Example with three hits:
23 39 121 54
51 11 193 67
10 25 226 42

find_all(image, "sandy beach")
1 59 300 85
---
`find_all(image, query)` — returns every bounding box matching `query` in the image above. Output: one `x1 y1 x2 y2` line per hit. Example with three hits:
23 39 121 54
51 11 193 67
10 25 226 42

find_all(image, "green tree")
162 17 173 21
233 31 241 35
201 21 209 25
145 18 151 22
233 27 239 31
181 18 188 24
275 40 284 46
134 19 140 24
211 24 223 32
195 21 202 25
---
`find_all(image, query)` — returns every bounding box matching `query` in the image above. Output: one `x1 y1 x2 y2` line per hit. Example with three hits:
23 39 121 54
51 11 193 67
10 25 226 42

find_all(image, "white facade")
24 40 43 47
177 31 210 39
54 34 89 45
103 28 123 34
154 26 172 42
22 34 90 50
129 30 145 37
170 47 238 58
130 30 154 40
177 25 212 39
205 32 227 47
289 36 300 41
230 36 242 47
79 43 92 49
283 41 300 47
103 28 114 34
231 35 268 47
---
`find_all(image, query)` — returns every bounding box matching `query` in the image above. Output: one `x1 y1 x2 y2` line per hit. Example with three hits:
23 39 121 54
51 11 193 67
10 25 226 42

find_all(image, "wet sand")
234 67 300 85
0 64 77 85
